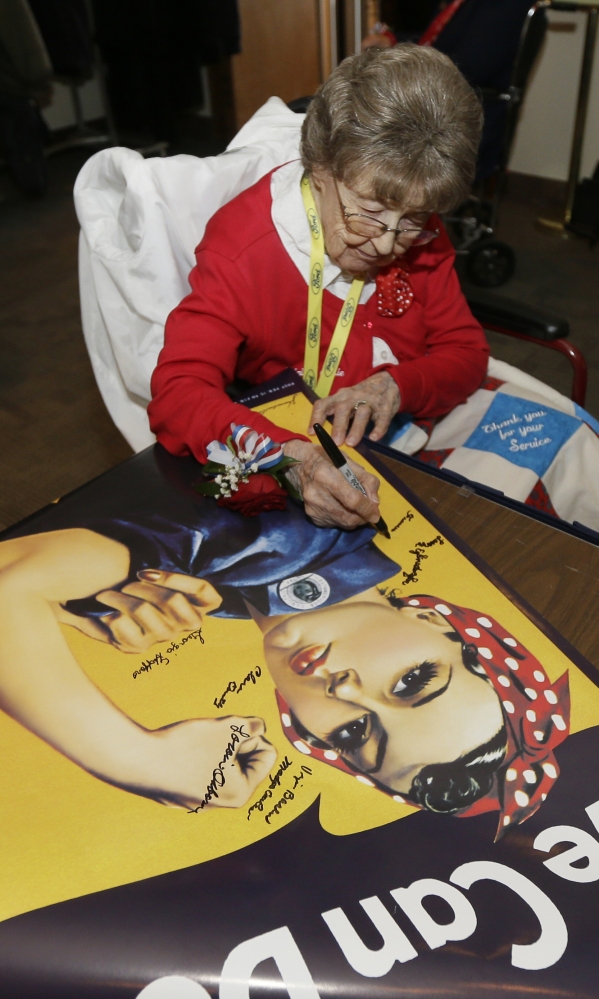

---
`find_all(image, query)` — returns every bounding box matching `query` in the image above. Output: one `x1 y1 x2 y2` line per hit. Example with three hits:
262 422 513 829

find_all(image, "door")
231 0 323 128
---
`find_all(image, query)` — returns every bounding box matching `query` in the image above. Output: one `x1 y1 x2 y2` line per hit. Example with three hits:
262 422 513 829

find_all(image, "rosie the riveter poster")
1 375 599 999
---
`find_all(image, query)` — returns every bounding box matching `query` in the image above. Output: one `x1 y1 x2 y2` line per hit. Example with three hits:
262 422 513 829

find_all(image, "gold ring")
353 400 370 411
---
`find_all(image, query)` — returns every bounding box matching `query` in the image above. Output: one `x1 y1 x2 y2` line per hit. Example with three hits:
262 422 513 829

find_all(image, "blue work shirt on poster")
65 499 400 619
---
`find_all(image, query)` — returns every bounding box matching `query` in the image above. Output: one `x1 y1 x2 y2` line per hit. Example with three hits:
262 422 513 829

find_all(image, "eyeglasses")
334 179 439 246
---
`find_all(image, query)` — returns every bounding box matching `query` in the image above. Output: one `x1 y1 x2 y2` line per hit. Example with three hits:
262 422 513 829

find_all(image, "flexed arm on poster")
0 530 276 808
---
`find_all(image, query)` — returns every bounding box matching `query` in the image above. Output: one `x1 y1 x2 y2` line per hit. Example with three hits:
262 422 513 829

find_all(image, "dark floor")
1 150 598 533
0 149 133 533
481 174 599 410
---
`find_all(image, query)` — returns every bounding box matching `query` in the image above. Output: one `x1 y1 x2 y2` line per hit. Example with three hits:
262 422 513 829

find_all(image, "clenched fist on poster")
56 571 222 652
150 715 277 811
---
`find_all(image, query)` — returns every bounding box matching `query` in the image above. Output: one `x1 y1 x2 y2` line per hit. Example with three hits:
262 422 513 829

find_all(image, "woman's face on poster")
262 603 504 794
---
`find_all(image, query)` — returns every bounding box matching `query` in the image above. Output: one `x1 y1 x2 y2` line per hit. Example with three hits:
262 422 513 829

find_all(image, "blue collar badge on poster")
463 393 582 477
266 541 401 615
278 573 331 610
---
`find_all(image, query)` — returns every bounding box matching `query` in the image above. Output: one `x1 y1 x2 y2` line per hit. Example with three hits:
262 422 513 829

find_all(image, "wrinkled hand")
148 715 277 810
308 371 400 448
55 572 222 653
283 440 381 529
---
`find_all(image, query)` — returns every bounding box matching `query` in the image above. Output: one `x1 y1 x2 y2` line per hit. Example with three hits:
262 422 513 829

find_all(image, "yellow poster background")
0 390 598 924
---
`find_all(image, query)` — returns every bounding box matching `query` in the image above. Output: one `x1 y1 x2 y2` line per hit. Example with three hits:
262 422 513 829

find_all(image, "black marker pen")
313 423 391 539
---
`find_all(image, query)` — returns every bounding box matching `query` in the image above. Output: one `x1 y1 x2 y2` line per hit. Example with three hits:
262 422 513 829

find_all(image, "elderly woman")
149 45 488 531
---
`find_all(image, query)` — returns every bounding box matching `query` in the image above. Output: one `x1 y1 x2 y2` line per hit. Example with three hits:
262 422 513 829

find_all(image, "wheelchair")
288 11 587 411
447 1 550 287
293 3 551 288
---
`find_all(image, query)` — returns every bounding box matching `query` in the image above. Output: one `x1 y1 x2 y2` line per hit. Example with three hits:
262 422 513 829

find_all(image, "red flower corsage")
196 424 300 516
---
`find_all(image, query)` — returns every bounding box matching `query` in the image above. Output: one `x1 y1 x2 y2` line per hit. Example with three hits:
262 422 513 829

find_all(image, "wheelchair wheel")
450 198 494 241
465 239 516 288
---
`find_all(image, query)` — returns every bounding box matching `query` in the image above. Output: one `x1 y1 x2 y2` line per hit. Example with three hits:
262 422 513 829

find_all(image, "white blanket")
75 97 306 451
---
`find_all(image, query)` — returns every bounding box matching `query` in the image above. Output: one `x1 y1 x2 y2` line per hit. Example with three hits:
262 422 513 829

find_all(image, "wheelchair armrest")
465 289 570 341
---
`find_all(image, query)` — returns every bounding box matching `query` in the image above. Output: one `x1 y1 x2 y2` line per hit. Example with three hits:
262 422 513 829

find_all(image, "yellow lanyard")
300 174 365 398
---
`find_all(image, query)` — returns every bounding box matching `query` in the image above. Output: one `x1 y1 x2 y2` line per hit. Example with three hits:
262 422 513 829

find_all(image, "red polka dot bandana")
275 596 570 839
376 265 414 318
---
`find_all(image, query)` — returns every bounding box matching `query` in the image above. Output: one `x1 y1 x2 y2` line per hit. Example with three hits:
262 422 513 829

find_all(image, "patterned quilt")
382 358 599 533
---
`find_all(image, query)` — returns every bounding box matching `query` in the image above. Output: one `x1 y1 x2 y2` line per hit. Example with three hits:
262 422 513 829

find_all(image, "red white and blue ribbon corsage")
196 424 300 516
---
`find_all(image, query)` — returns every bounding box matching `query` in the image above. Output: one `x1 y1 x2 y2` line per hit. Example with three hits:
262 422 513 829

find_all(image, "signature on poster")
402 535 444 585
264 765 313 826
259 394 298 418
132 629 204 679
187 723 252 813
132 650 169 679
214 665 263 709
391 509 414 532
247 755 294 820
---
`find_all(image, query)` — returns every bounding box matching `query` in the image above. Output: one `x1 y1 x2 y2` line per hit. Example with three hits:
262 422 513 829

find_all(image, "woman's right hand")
282 439 381 529
147 715 277 811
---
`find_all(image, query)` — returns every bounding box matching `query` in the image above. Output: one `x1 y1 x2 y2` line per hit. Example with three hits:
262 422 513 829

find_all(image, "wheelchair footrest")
465 288 570 341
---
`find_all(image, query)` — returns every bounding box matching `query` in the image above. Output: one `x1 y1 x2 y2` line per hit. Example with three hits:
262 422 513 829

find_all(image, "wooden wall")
231 0 323 128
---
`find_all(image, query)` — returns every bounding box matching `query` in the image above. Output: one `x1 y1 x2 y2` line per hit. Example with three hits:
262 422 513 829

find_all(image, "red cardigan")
149 170 489 461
